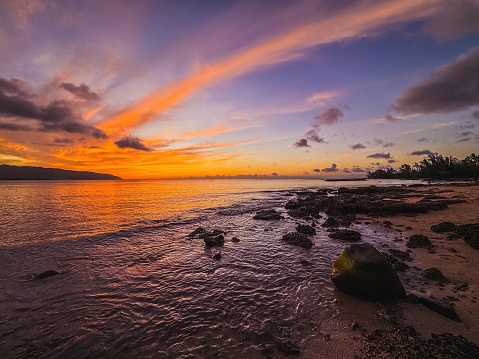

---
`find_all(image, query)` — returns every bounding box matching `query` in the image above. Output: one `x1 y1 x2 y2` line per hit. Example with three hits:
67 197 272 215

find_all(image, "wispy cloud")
100 0 432 135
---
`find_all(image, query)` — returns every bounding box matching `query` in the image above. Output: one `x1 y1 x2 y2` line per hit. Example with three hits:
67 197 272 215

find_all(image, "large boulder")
331 243 406 301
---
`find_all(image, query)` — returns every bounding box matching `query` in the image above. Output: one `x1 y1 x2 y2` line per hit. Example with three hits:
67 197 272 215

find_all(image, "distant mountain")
0 164 121 180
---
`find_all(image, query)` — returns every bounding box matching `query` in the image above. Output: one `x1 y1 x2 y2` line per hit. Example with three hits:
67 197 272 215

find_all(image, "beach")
0 179 478 358
302 182 479 358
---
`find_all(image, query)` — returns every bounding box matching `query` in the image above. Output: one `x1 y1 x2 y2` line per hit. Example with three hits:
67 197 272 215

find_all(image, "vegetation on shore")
367 153 479 180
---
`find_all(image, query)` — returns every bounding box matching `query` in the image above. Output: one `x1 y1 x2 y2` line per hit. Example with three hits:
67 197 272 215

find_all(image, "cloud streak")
100 0 432 134
409 149 438 156
367 152 392 159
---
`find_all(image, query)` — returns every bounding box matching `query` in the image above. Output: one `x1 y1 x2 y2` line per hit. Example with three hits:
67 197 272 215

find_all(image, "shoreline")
300 182 479 358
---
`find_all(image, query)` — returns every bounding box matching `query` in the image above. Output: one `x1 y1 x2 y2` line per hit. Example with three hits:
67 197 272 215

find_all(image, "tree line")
367 153 479 180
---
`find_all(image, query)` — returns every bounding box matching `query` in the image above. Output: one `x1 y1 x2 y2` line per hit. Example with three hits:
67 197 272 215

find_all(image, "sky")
0 0 478 179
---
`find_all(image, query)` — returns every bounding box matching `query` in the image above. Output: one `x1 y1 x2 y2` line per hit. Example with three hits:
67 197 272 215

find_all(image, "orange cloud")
100 0 433 135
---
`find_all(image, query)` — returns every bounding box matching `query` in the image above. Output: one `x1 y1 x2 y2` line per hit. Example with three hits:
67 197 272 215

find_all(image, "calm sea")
0 179 415 358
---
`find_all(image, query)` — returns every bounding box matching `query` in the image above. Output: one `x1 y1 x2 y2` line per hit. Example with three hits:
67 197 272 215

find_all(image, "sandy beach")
302 183 479 358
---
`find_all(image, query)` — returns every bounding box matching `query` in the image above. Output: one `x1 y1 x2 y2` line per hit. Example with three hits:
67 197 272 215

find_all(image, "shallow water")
0 179 417 358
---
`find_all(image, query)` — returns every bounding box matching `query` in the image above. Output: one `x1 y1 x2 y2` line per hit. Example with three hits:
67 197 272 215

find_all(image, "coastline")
301 182 479 358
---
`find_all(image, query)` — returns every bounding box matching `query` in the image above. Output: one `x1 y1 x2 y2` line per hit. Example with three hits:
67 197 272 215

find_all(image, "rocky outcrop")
422 267 448 282
406 234 433 249
296 224 316 235
431 221 457 233
35 270 60 280
204 235 225 247
329 229 362 241
253 209 282 220
331 243 405 301
281 232 314 249
418 296 461 322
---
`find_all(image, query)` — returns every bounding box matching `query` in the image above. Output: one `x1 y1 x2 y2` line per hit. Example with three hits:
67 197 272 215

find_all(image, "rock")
231 236 240 242
418 296 461 322
321 217 340 228
35 270 60 280
329 229 361 241
431 221 457 233
188 227 208 238
456 224 479 249
381 252 408 272
351 321 360 331
212 252 221 260
405 293 419 303
422 267 448 282
281 232 314 249
253 209 282 220
388 249 412 262
296 224 316 235
331 243 406 301
406 234 433 249
204 234 225 247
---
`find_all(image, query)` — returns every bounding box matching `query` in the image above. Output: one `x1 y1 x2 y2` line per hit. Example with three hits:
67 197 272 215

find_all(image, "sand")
301 183 479 358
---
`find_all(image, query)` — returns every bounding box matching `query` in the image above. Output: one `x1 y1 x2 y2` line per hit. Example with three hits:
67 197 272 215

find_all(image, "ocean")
0 179 415 358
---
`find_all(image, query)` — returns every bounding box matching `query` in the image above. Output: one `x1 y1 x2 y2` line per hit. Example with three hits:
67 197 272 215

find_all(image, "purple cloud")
409 149 438 156
114 136 152 151
350 143 366 150
60 83 100 101
394 47 479 114
293 138 310 148
322 163 338 172
367 152 391 159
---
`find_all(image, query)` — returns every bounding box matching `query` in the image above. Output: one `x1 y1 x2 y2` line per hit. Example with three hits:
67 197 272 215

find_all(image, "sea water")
0 179 417 358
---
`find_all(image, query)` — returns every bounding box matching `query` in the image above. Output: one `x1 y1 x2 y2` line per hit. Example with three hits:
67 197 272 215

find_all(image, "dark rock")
188 227 208 238
231 236 240 242
406 234 433 249
388 249 412 262
322 217 340 228
447 233 461 240
454 282 469 292
431 221 457 233
418 296 461 322
296 224 316 235
253 209 282 220
329 229 362 241
212 252 221 260
35 270 60 280
381 252 408 272
422 267 448 282
351 321 360 331
281 232 314 249
204 235 225 247
331 243 406 301
405 293 418 303
210 229 225 236
383 220 393 228
456 224 479 249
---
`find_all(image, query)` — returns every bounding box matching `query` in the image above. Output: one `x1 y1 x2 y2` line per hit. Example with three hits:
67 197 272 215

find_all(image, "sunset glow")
1 0 478 178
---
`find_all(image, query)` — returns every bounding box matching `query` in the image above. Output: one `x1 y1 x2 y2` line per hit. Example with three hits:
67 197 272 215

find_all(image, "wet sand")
301 183 479 358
